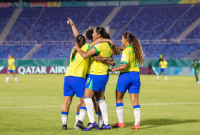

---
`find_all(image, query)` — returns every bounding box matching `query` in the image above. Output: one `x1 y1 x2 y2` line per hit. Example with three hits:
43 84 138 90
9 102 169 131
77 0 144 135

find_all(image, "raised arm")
74 42 96 59
67 18 79 37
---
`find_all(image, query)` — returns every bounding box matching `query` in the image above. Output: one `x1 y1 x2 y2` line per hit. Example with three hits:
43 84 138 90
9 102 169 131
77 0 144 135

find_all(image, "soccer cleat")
112 122 125 128
196 81 199 84
82 122 98 131
62 125 67 130
102 124 111 130
76 120 85 130
96 125 103 130
131 124 140 130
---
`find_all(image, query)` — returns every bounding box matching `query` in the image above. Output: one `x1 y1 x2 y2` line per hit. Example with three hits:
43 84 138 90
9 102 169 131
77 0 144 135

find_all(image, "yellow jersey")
159 61 168 68
89 42 112 75
8 58 15 70
120 45 139 73
65 43 89 79
86 43 92 75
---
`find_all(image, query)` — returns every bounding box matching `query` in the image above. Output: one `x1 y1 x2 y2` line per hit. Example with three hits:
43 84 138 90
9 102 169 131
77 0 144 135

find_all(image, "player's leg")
92 95 103 128
157 70 162 80
76 97 87 130
61 96 73 130
13 72 17 82
130 94 141 130
164 70 167 81
112 90 125 128
95 91 110 129
61 76 75 130
5 71 10 83
195 73 199 84
82 88 97 131
74 101 81 130
70 77 87 130
129 72 141 130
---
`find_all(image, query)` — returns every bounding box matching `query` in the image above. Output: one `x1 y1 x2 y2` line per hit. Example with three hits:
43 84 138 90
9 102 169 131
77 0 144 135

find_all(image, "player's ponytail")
71 35 86 61
123 32 145 66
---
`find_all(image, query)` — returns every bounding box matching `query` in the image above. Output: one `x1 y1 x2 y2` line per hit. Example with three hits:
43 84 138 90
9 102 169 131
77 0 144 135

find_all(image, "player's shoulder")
81 43 88 50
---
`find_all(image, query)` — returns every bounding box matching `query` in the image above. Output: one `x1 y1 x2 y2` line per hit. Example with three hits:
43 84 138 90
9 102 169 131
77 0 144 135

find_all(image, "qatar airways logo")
18 66 68 74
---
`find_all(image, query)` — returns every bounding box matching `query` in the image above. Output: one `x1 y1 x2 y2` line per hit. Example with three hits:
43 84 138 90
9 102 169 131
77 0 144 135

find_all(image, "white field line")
0 102 200 109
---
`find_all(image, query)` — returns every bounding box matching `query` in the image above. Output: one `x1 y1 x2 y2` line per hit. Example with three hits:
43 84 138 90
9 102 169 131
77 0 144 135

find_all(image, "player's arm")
93 56 116 66
90 39 120 55
109 64 127 72
67 18 79 37
90 38 112 47
74 42 96 59
118 47 125 51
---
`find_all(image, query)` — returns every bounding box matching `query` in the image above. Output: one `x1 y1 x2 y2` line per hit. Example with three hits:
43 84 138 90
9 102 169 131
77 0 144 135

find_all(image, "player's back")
89 42 112 75
65 43 89 79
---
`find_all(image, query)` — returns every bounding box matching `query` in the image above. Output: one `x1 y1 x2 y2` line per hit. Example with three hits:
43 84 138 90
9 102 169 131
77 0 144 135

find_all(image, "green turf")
0 74 199 135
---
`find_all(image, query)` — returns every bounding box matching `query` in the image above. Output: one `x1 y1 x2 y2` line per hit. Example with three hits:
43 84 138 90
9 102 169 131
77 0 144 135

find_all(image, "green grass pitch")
0 74 200 135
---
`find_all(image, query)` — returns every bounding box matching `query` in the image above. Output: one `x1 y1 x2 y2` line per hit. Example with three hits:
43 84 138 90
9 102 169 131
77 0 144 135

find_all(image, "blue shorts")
8 70 15 73
63 76 86 97
116 72 141 94
85 74 109 92
160 68 166 72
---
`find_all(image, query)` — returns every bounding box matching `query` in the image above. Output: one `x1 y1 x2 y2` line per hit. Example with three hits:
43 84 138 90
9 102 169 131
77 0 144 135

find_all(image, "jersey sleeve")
121 49 129 64
166 61 168 65
93 43 103 54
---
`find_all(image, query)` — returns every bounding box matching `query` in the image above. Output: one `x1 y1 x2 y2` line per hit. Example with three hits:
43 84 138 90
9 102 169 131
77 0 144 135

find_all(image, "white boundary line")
0 103 200 109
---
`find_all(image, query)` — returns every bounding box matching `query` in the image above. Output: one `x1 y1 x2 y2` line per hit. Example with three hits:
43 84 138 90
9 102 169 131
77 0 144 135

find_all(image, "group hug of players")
61 18 145 131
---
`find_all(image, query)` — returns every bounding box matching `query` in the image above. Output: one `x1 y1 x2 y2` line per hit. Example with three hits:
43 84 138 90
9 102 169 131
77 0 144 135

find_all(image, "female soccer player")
5 55 17 83
61 35 89 130
157 58 168 81
74 27 112 131
110 32 144 130
190 55 200 84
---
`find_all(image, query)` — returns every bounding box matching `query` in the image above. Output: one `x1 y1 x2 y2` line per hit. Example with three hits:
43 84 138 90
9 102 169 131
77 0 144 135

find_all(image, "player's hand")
109 40 114 46
109 61 116 66
67 18 74 26
93 56 102 62
108 69 112 72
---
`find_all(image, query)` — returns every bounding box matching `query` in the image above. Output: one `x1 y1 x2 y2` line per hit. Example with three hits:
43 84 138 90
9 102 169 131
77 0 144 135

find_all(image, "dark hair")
95 27 119 55
85 28 93 41
71 35 86 61
96 27 110 39
9 54 15 60
122 32 145 66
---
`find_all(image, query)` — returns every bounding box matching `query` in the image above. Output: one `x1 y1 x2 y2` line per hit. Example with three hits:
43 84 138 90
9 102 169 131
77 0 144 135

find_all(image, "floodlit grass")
0 74 199 135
